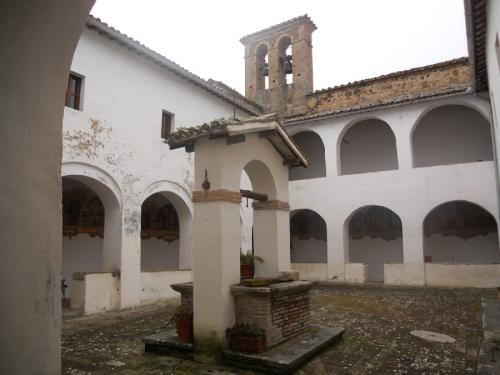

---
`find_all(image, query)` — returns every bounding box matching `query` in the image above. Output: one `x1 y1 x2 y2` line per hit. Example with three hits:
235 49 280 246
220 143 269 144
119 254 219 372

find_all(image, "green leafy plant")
240 250 263 265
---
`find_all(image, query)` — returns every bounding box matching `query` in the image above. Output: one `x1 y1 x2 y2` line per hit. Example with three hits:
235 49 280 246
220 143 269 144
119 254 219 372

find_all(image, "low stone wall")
291 263 328 280
231 281 313 348
425 264 500 288
345 263 367 283
140 269 192 303
384 263 425 286
71 272 120 315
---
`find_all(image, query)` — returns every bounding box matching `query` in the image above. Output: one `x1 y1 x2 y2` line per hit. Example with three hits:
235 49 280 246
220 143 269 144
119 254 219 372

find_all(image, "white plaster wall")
82 272 120 315
141 239 179 271
340 119 398 175
412 105 493 167
291 238 327 263
140 270 192 303
63 27 250 309
349 237 403 282
424 233 500 264
62 235 103 298
345 263 367 283
384 263 426 286
292 263 328 280
425 264 500 288
287 94 498 286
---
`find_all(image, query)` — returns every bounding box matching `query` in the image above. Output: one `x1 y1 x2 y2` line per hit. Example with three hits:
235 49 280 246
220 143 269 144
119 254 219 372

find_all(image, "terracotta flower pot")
176 318 193 343
230 336 265 354
240 264 254 279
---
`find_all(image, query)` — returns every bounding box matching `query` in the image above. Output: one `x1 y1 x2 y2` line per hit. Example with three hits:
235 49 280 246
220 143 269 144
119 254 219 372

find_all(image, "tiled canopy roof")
167 114 308 167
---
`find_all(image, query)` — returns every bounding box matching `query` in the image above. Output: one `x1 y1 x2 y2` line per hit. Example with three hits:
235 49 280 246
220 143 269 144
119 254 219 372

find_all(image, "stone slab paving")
62 284 489 374
223 325 344 374
477 294 500 374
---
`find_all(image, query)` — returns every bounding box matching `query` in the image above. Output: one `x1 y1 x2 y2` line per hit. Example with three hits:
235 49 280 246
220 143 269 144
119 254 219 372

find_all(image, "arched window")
256 44 269 91
339 119 398 175
290 209 327 263
140 191 194 271
347 206 403 282
412 105 493 167
62 177 106 300
278 36 293 85
289 131 326 180
424 201 499 264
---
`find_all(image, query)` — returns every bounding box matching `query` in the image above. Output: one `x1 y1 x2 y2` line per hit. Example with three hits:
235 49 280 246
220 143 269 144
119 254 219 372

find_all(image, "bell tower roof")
240 15 317 44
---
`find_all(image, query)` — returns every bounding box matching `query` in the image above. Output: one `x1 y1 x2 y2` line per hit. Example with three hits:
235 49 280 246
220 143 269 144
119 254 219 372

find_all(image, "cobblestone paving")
62 284 488 374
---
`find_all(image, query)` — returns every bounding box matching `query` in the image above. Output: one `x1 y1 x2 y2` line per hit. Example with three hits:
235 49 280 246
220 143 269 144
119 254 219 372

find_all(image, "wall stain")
64 118 111 159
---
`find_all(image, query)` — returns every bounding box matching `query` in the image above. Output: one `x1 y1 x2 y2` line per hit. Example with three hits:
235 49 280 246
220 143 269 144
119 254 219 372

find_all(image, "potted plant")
226 323 266 354
240 250 263 279
171 304 193 343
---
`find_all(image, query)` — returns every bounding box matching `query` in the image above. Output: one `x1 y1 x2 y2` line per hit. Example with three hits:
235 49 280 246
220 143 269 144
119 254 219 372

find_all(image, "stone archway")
412 105 493 168
346 205 403 282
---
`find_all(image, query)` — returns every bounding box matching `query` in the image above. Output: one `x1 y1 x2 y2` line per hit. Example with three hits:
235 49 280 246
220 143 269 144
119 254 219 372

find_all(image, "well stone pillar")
192 191 241 346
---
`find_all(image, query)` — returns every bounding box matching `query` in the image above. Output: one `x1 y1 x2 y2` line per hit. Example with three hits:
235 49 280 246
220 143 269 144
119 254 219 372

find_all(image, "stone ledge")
223 325 344 374
192 189 241 204
142 329 194 360
231 281 313 297
171 282 193 295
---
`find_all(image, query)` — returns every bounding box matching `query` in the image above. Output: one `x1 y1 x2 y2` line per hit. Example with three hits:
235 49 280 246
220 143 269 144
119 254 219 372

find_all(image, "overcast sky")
91 0 467 94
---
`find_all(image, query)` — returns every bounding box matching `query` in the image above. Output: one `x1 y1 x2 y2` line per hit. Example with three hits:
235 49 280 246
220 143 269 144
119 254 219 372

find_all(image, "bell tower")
240 15 316 115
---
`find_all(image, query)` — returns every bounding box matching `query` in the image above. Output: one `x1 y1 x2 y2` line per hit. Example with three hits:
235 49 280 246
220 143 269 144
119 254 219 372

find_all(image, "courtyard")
62 283 489 374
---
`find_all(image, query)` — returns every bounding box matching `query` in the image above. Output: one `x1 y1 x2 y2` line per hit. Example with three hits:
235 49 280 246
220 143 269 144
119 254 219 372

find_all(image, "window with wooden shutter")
65 73 82 110
161 110 174 139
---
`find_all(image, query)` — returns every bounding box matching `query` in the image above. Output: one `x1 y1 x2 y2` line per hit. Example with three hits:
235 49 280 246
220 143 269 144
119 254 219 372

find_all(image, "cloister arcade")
287 99 499 285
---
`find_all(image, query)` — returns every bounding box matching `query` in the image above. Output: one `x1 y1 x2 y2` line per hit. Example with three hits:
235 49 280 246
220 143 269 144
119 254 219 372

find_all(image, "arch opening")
290 209 327 263
412 105 493 168
339 119 398 175
140 191 192 271
347 206 403 282
289 131 326 180
423 201 500 264
278 36 293 85
62 177 105 301
256 44 269 91
240 159 278 277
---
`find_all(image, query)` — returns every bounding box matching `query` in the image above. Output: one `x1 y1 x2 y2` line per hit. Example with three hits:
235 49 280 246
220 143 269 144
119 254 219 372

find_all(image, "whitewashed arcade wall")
287 94 500 285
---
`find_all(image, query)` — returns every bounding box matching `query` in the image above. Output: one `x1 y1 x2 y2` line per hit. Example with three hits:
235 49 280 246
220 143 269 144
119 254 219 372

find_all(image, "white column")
398 220 426 285
193 200 240 343
118 203 142 308
327 219 347 280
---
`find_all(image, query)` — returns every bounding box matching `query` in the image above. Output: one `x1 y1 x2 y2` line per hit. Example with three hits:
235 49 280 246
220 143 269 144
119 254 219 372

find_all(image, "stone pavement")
63 283 488 374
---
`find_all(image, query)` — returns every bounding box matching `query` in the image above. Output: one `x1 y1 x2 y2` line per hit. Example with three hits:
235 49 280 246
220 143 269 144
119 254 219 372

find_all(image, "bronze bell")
284 55 293 74
262 62 269 77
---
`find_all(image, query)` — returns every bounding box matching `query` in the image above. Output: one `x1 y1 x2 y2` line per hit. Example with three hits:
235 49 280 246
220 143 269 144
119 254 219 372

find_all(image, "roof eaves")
285 87 471 125
86 16 262 115
309 57 469 96
239 14 316 44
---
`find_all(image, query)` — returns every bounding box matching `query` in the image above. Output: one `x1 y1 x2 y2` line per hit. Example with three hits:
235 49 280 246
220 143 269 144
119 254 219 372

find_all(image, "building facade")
62 9 500 314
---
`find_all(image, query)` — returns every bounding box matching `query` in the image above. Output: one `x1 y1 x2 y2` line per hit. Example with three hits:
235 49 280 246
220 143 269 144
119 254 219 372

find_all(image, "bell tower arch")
240 15 316 115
